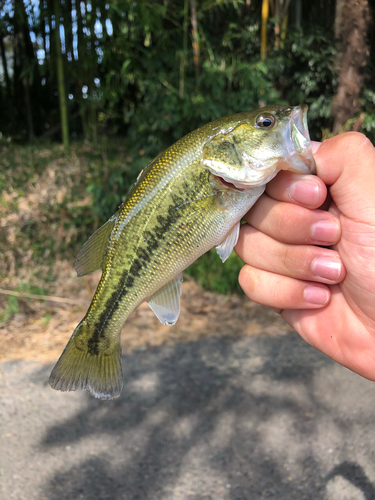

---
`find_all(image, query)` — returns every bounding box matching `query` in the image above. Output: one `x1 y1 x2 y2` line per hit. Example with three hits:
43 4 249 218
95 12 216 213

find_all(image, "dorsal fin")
75 214 118 277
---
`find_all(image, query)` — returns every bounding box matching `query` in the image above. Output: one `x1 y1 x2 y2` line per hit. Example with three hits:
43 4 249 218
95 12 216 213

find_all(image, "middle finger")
244 194 341 246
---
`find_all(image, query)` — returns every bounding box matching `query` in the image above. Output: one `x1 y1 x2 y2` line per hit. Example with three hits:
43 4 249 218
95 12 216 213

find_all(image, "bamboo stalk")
179 0 189 98
53 0 69 148
190 0 199 81
261 0 269 61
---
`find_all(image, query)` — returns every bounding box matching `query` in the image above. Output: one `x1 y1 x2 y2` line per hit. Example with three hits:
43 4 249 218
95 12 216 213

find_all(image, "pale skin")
235 132 375 381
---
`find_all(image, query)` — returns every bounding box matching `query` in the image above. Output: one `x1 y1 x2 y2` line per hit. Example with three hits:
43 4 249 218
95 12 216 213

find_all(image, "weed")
1 295 19 323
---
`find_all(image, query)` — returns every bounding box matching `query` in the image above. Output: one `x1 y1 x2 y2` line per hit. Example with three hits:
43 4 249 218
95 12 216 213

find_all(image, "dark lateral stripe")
87 199 185 355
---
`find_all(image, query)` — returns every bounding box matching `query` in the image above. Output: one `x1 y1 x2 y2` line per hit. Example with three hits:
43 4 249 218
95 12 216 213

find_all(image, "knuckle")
280 245 295 271
340 132 373 152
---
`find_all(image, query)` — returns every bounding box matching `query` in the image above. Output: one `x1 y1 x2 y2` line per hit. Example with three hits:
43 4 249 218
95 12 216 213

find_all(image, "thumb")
313 132 375 222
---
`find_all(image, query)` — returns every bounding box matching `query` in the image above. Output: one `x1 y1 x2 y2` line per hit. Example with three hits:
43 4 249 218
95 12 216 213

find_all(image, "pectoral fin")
216 222 240 263
75 213 118 277
147 274 183 326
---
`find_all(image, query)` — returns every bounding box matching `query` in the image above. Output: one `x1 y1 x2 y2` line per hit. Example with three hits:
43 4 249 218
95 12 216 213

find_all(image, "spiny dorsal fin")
216 221 240 263
75 213 118 277
147 274 183 326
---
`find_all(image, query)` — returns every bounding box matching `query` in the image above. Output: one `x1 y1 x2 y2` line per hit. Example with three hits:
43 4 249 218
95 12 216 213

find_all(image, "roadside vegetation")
1 0 374 326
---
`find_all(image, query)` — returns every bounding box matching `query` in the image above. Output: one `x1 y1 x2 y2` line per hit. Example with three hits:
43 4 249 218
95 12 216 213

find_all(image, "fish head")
203 104 315 190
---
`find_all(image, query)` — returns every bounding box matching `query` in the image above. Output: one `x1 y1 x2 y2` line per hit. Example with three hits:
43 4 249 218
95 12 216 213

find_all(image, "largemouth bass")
50 104 315 400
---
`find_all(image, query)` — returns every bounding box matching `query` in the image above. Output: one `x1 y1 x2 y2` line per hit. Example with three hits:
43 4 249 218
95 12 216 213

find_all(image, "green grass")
185 249 244 295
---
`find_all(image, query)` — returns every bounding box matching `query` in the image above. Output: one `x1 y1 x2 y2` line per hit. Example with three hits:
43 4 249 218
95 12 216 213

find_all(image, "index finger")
265 140 326 208
314 132 375 222
265 170 328 209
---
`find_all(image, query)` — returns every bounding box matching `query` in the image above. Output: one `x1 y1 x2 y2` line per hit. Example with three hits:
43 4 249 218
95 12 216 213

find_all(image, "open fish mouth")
215 176 246 191
213 168 279 190
278 105 316 174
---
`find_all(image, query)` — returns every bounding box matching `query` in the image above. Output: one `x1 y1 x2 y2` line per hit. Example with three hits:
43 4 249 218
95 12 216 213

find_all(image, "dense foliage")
1 0 374 146
1 0 374 293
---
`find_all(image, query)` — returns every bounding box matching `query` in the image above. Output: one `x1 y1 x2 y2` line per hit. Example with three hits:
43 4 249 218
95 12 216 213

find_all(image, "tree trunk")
40 0 48 60
245 0 251 16
65 0 73 60
53 0 70 147
295 0 302 28
332 0 371 135
14 0 37 140
75 0 89 139
23 76 35 141
0 32 11 102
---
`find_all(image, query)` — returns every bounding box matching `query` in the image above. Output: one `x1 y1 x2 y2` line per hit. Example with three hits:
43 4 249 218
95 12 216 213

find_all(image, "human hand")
235 132 375 380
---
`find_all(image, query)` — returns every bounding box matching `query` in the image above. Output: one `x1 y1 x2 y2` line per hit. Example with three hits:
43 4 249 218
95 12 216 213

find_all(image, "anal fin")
147 274 183 326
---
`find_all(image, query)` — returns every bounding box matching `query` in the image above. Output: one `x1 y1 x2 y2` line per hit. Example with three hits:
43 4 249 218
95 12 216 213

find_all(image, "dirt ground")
0 260 291 365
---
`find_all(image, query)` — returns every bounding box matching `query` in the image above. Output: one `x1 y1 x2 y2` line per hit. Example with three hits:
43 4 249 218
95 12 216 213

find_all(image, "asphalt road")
1 333 375 500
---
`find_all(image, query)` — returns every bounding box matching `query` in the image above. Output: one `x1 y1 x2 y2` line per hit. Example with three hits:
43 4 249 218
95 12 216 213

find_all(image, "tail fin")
49 325 123 400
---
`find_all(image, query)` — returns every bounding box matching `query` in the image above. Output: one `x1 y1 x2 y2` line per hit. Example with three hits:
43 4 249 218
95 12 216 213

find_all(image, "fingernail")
304 285 329 305
310 219 340 244
288 179 320 206
311 141 322 154
311 257 342 282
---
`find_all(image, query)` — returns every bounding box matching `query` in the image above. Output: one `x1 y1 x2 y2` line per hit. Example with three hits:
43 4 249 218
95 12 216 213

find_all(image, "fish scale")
49 104 315 400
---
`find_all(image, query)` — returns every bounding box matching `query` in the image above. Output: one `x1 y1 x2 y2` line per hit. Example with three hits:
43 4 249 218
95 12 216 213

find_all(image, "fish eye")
255 113 276 129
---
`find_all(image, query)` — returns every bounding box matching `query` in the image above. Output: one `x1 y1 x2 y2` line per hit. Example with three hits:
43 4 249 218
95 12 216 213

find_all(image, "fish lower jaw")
278 153 316 175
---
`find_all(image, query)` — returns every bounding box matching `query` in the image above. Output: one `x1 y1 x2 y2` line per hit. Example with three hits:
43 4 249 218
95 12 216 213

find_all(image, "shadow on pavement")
37 334 375 500
325 461 375 500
